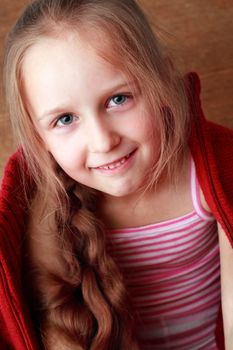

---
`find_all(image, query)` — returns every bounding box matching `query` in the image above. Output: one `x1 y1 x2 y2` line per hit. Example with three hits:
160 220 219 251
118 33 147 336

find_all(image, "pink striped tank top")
106 159 220 349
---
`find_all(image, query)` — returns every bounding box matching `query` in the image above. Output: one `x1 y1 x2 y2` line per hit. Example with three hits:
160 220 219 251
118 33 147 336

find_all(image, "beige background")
0 0 233 178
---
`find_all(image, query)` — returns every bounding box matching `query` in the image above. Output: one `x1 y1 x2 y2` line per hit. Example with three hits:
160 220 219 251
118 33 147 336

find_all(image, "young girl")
1 0 233 349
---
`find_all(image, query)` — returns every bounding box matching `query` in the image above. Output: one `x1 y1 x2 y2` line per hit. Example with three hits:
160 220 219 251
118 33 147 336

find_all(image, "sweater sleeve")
187 72 233 246
0 151 39 350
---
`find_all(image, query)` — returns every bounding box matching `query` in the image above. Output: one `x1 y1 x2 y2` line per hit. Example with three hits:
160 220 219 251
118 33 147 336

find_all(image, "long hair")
3 0 190 348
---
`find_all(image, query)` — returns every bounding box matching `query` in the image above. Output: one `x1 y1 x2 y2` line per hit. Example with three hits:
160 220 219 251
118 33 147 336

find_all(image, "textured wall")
0 0 233 177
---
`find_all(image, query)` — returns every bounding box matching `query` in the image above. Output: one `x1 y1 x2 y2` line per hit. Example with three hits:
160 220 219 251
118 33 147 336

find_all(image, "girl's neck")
98 151 193 230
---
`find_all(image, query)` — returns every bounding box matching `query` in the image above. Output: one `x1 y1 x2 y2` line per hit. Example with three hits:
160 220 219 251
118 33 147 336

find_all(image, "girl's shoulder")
0 154 38 349
187 71 233 243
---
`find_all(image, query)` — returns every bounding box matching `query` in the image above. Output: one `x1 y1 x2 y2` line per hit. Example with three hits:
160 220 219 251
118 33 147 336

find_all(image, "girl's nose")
86 118 121 153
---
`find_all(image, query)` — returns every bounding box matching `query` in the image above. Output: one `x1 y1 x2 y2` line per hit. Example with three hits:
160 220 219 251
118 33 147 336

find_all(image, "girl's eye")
55 113 76 127
107 94 129 108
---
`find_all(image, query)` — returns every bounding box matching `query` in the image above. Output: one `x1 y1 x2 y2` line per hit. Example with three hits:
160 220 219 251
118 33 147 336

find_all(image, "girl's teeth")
100 155 129 170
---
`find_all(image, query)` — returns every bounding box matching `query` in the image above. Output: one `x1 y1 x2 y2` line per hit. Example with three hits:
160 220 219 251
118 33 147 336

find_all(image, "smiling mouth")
94 150 136 170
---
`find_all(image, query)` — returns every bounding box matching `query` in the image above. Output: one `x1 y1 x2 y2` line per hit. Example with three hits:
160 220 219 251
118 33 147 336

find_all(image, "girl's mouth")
93 149 137 172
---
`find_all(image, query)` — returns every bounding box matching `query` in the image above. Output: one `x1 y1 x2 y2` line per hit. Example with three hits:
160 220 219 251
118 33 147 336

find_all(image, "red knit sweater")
0 72 232 349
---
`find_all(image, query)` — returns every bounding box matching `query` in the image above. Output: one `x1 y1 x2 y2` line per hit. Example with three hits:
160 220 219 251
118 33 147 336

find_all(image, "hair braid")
26 173 139 349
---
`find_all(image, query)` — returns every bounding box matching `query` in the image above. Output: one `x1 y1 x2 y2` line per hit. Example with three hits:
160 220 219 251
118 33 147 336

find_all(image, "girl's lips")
92 149 137 172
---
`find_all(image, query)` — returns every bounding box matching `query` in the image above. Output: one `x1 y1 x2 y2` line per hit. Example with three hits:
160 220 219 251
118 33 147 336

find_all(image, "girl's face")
22 32 160 199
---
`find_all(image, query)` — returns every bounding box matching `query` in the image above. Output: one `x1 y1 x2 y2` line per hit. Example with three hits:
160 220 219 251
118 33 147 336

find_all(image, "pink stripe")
134 276 220 304
108 211 196 234
133 274 220 305
114 231 217 264
125 262 219 287
134 248 218 277
141 298 219 323
124 247 219 284
138 288 220 317
112 224 216 255
191 159 214 220
147 325 216 348
147 320 215 340
107 222 216 251
141 324 217 349
109 225 216 257
143 311 218 329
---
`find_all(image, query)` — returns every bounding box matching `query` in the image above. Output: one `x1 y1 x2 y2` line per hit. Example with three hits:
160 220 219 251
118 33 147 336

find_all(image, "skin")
22 32 160 202
22 31 195 227
218 224 233 350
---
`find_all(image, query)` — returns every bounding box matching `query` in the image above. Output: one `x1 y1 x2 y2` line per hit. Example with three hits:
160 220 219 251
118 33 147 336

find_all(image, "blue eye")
108 94 128 108
56 113 75 127
113 95 127 105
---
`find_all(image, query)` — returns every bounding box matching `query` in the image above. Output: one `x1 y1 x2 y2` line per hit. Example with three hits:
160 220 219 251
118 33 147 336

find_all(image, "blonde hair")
4 0 190 348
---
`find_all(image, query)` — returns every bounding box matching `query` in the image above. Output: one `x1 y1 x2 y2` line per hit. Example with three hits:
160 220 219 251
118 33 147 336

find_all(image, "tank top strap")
190 158 214 221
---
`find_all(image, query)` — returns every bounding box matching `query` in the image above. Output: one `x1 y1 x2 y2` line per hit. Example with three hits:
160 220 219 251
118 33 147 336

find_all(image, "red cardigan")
0 72 232 349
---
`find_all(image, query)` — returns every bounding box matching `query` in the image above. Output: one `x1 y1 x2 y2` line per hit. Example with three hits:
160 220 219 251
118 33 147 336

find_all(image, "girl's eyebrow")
38 106 69 121
101 81 135 95
38 80 135 121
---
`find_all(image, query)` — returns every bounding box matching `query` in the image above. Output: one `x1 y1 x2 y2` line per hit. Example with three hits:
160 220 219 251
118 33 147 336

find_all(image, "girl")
1 0 233 349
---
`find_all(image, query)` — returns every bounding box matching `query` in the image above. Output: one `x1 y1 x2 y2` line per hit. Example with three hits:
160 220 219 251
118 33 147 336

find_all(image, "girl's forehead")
21 31 136 110
23 29 132 83
24 29 116 67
